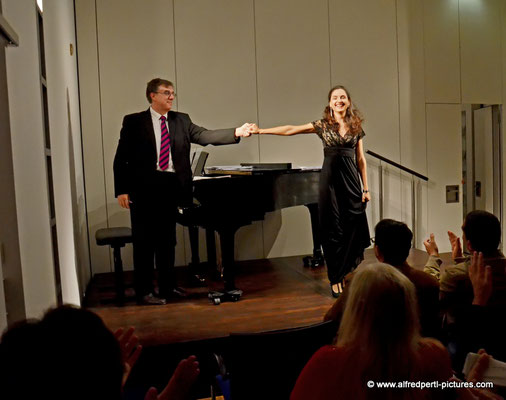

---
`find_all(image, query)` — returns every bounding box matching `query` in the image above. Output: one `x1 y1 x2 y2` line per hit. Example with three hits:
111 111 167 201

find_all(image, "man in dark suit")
114 78 253 305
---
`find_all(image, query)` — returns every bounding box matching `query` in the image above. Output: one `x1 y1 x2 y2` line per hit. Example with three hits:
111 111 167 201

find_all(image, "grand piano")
178 161 324 301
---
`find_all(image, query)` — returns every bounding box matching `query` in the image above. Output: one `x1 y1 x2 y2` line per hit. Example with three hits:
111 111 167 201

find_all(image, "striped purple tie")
159 115 170 170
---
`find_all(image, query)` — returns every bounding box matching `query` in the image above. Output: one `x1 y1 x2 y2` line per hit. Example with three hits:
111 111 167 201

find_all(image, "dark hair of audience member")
0 305 124 400
337 264 421 386
0 319 43 398
463 210 501 256
374 219 413 266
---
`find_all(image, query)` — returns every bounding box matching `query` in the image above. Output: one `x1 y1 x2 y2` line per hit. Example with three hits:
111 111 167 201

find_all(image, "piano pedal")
208 289 243 305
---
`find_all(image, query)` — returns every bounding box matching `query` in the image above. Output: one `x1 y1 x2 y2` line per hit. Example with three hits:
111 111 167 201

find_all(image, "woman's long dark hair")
323 85 364 135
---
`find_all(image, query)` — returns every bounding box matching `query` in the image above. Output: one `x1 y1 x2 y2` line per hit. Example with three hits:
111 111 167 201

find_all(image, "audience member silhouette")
293 263 453 400
423 210 506 369
325 219 440 338
0 305 199 400
424 210 506 316
457 251 506 375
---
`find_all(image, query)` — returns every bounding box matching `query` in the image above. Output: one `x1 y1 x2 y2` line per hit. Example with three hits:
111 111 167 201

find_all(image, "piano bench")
95 227 132 305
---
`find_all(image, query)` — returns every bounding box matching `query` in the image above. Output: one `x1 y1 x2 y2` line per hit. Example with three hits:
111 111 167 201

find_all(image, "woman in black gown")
251 86 371 297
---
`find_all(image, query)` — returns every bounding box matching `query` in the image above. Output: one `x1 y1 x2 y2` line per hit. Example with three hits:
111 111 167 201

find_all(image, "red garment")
290 339 453 400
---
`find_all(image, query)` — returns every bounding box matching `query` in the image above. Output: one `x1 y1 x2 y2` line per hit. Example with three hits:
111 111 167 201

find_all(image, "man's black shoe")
166 287 187 299
137 293 167 305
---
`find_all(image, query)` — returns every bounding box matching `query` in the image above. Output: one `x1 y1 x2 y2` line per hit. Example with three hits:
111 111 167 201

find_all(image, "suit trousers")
129 171 179 298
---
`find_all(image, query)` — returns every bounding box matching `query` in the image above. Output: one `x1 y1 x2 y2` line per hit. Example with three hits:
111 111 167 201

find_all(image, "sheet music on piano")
190 149 209 177
205 165 254 175
205 164 321 175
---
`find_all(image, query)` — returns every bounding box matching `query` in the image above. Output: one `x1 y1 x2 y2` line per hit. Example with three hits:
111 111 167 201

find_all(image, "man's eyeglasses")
155 91 176 97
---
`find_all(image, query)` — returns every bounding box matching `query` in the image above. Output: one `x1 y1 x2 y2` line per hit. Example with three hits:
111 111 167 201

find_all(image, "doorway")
462 104 503 245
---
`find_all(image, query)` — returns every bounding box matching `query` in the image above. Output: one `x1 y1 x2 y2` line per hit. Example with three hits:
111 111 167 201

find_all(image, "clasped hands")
234 123 260 137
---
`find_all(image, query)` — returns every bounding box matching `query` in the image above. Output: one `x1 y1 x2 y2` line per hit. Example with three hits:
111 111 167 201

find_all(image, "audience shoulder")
440 262 468 286
310 345 342 362
419 338 452 370
419 337 446 352
412 267 439 287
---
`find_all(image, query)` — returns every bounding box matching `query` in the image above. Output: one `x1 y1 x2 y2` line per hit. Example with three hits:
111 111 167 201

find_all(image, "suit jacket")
113 109 237 205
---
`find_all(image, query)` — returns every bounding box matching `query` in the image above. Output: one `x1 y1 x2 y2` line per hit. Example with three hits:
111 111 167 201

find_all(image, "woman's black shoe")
331 282 343 298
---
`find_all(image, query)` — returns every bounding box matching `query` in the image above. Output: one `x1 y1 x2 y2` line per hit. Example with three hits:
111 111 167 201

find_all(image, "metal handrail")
366 150 428 181
0 13 19 46
365 150 428 247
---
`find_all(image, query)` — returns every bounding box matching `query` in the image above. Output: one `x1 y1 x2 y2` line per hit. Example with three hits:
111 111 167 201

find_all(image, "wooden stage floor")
85 248 445 348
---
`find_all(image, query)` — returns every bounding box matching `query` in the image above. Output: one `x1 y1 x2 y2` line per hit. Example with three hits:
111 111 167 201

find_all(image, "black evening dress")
312 119 371 284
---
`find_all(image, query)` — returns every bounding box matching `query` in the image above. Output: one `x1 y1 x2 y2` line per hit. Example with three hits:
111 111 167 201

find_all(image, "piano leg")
207 227 243 305
219 227 238 291
304 203 325 268
188 225 206 286
206 228 217 271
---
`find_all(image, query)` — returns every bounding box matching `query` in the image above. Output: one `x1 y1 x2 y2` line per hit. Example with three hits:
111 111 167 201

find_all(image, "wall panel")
96 0 184 268
173 0 259 261
502 0 506 247
75 0 111 274
426 104 462 252
255 0 329 258
174 0 258 166
423 0 460 104
460 0 502 104
397 0 427 244
329 0 399 164
44 1 89 304
4 0 57 317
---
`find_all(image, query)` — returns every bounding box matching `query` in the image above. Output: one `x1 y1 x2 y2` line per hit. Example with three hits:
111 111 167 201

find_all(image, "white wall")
459 0 502 104
43 0 89 304
0 248 8 333
397 0 428 247
502 0 506 247
3 0 89 317
426 104 463 252
255 0 329 258
75 0 506 278
74 0 111 275
422 0 505 251
423 0 460 104
4 0 56 318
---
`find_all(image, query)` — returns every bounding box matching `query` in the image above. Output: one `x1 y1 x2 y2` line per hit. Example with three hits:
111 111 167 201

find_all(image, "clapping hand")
469 251 493 306
114 327 143 388
423 233 440 257
144 355 200 400
448 230 463 261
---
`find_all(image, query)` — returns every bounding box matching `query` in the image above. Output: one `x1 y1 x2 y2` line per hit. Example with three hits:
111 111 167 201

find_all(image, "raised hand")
144 355 200 400
114 327 143 387
469 251 493 306
448 230 463 260
423 233 439 257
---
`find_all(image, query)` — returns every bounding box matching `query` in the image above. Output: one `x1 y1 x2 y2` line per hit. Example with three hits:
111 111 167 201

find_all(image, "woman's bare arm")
356 139 370 202
257 122 315 136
